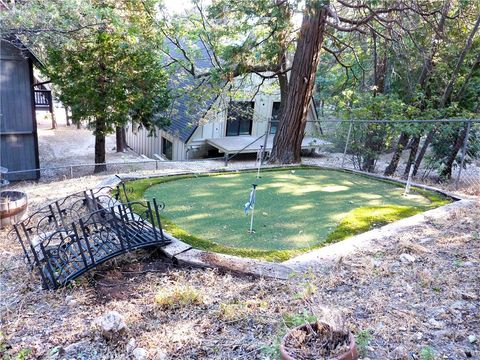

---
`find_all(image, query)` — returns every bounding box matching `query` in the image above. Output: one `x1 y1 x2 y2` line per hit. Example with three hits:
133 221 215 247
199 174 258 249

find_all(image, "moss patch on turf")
123 167 451 262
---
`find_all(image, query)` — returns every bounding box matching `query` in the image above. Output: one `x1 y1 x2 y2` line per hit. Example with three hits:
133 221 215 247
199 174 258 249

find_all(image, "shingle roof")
162 40 219 143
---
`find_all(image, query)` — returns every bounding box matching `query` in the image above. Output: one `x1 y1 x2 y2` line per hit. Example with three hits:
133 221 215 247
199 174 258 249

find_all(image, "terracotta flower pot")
280 322 358 360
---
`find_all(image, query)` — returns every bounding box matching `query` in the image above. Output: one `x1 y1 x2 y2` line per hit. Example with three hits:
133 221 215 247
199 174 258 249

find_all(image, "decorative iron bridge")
13 185 170 289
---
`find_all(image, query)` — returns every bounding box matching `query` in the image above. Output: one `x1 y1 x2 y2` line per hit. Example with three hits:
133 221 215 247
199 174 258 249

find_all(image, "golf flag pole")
404 166 414 196
256 145 263 179
244 183 257 233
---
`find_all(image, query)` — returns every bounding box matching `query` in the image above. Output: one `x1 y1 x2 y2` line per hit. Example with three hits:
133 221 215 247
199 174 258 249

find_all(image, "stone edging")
96 165 476 279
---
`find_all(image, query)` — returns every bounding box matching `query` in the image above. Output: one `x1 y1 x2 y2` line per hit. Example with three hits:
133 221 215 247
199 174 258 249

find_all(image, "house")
125 43 323 162
0 39 43 181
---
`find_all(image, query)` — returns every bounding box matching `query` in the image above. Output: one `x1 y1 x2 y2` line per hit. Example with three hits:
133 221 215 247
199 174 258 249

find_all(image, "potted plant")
280 321 358 360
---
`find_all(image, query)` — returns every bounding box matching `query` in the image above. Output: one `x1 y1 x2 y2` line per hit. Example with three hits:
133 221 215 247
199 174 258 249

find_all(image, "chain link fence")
2 118 479 195
315 118 480 195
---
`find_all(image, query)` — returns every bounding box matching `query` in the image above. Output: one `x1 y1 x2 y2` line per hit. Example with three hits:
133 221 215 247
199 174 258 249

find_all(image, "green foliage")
316 0 480 176
43 0 170 134
0 332 32 360
282 311 317 328
355 329 373 357
3 0 171 136
419 346 436 360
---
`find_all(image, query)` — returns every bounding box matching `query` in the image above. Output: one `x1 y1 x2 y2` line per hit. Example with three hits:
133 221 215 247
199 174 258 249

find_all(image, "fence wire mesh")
2 119 479 196
316 119 480 195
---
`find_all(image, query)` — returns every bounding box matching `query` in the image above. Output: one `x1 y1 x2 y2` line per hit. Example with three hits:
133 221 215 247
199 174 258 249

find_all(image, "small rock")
399 253 415 264
428 317 445 329
94 310 127 340
415 332 423 340
433 330 449 338
462 261 474 267
126 338 137 354
371 259 382 268
419 237 433 244
132 347 148 360
155 349 167 360
462 292 478 301
391 345 408 359
468 335 477 344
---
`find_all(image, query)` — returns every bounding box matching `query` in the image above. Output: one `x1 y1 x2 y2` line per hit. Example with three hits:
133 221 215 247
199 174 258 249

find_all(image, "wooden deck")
206 136 329 155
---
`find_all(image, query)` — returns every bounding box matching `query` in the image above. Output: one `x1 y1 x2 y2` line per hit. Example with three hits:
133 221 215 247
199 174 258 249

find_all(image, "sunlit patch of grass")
217 299 269 322
325 205 421 243
154 285 203 310
122 167 452 261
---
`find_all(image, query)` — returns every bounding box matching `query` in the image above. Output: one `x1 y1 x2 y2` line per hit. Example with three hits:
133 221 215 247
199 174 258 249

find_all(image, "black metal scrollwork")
12 184 170 289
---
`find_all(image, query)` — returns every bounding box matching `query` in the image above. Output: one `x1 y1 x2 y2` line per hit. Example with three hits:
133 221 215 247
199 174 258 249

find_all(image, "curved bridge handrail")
21 198 169 289
13 185 127 266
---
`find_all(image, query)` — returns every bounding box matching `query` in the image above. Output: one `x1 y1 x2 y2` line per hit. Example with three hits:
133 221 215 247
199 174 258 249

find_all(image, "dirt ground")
0 174 479 359
37 116 143 169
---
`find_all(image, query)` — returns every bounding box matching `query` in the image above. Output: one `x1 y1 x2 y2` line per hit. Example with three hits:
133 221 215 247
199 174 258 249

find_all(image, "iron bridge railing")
12 184 170 289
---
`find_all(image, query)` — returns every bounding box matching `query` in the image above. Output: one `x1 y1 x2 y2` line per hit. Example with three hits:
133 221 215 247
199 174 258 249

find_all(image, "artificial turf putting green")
128 167 450 261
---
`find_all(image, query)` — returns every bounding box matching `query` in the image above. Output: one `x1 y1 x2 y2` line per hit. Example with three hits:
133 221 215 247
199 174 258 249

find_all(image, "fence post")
261 120 271 165
456 121 472 189
342 122 353 168
70 166 73 179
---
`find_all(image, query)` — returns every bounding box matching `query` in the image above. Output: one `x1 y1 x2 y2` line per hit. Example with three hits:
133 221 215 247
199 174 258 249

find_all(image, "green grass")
124 167 451 261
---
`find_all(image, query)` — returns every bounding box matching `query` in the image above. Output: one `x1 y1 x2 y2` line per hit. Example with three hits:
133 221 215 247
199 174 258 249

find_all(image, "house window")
162 137 173 160
226 101 254 136
270 102 282 134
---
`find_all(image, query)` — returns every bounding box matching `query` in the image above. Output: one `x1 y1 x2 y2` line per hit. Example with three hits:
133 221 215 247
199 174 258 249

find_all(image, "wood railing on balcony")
34 89 52 112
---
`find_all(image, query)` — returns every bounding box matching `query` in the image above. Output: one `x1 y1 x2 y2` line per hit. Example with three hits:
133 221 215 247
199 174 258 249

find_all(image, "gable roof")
162 40 220 143
0 1 44 68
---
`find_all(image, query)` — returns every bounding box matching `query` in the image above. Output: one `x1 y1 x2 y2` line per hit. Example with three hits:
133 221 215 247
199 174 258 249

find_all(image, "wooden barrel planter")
280 322 358 360
0 190 28 228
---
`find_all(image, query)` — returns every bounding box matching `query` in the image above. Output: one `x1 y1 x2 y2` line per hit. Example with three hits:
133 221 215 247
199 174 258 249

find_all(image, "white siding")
125 124 186 161
125 72 321 161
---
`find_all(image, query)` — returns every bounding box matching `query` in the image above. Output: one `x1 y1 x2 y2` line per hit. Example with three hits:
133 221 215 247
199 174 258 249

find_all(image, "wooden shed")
0 40 40 181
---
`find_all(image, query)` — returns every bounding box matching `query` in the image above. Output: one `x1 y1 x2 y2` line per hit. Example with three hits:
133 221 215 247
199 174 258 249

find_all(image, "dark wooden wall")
0 41 40 181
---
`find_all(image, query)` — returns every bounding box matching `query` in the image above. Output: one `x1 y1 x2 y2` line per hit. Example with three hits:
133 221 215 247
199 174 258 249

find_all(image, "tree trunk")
94 117 107 173
412 128 436 176
384 132 409 176
404 136 420 177
439 14 480 108
362 124 386 172
65 106 70 126
51 112 57 129
270 2 328 164
412 15 479 174
116 126 126 152
361 30 388 172
440 125 468 179
272 0 291 137
454 53 480 102
418 0 451 89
